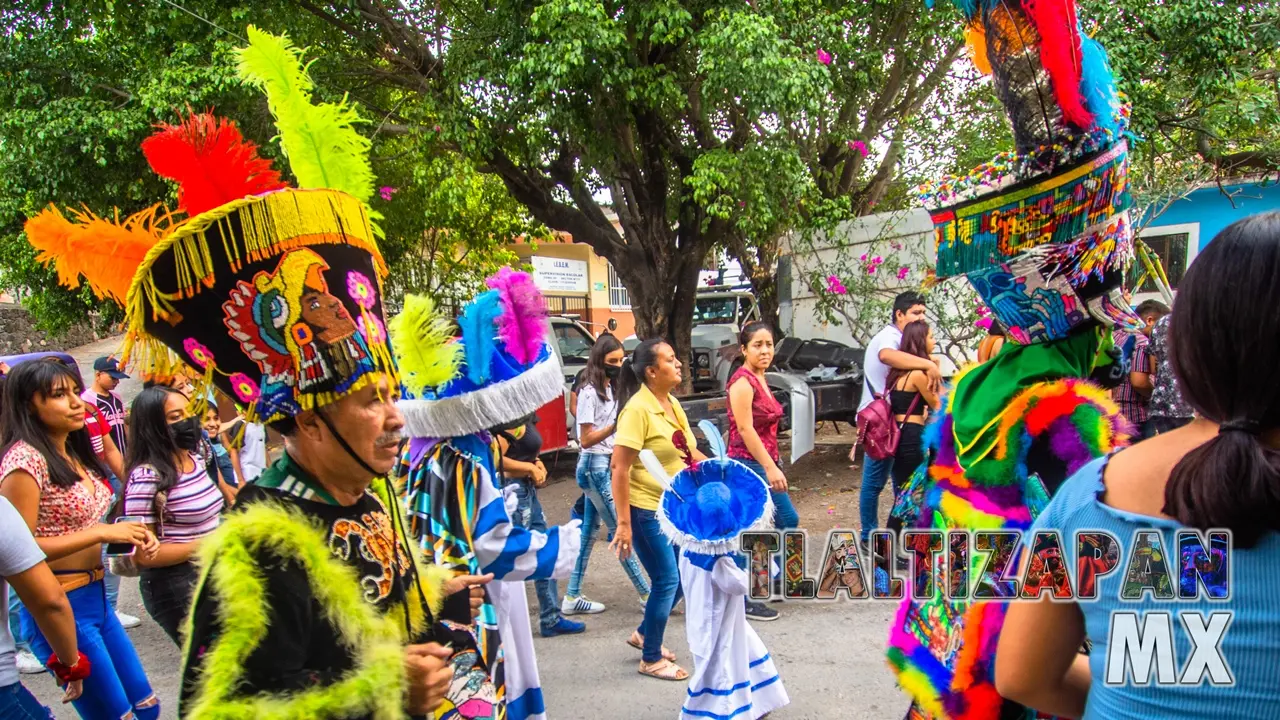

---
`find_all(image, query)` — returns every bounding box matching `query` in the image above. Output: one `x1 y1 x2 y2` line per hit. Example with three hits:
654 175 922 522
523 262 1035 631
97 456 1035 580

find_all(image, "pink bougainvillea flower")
871 255 883 265
975 317 995 331
229 373 260 404
897 267 910 281
859 252 868 262
816 48 832 65
378 186 398 201
892 242 903 250
347 270 376 309
826 275 847 295
848 140 868 157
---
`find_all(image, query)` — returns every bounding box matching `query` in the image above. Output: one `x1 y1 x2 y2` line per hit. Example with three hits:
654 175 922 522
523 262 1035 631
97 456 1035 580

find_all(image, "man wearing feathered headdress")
24 27 495 720
884 2 1138 719
391 270 583 720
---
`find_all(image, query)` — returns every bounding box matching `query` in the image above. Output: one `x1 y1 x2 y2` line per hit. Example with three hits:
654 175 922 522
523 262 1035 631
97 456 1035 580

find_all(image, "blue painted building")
1136 178 1280 298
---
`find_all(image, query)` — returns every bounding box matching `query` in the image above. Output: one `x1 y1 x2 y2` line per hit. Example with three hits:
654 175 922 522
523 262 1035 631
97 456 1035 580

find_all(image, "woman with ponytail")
610 338 706 682
997 212 1280 719
562 334 651 615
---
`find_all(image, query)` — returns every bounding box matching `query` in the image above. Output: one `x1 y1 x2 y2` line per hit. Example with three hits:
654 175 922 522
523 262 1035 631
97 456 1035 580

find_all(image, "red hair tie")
47 651 92 682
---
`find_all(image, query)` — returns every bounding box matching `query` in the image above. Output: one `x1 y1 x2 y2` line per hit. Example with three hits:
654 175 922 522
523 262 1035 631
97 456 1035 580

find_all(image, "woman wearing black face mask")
563 334 650 615
122 387 230 644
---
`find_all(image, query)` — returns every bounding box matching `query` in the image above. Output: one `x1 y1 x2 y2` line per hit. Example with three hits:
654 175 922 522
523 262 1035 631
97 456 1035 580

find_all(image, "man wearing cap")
82 357 129 457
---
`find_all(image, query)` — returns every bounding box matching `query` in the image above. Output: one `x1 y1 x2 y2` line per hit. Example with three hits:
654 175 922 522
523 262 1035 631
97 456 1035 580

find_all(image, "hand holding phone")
103 517 149 557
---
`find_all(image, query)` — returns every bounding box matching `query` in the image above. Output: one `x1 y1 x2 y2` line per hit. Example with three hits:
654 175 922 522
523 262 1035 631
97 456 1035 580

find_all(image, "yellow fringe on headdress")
119 189 386 397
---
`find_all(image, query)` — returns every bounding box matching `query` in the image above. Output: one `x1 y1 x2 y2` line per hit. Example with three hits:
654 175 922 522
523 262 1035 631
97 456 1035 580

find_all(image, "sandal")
627 632 676 662
639 659 689 681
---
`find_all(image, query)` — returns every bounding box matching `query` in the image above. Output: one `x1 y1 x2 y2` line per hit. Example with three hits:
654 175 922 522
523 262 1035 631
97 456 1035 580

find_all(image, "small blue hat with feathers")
649 421 774 555
393 268 564 439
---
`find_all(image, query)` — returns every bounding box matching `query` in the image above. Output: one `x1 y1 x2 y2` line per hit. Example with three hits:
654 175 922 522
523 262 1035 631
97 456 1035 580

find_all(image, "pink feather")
486 268 550 366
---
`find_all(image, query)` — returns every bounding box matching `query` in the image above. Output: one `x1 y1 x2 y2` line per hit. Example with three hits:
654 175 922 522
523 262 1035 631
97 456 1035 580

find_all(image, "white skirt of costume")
487 579 546 720
679 552 789 720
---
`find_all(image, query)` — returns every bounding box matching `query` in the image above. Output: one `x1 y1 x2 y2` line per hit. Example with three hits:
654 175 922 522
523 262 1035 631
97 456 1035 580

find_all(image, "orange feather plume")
141 112 288 216
23 204 176 304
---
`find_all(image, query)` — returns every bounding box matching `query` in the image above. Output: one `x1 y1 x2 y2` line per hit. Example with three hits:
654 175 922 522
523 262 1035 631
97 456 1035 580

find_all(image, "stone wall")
0 303 105 356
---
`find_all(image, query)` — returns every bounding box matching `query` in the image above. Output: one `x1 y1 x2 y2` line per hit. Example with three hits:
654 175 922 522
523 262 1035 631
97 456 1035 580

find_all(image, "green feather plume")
390 294 463 395
235 26 380 231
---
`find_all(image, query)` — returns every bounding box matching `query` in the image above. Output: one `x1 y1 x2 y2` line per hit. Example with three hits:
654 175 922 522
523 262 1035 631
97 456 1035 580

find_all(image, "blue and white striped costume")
405 432 580 720
679 551 788 720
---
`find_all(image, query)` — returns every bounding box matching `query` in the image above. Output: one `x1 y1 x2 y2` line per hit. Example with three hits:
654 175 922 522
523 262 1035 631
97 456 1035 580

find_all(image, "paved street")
25 337 912 719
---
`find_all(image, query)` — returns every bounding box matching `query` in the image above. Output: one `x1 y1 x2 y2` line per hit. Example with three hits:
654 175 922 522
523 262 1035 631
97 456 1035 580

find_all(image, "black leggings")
140 561 199 645
888 423 926 534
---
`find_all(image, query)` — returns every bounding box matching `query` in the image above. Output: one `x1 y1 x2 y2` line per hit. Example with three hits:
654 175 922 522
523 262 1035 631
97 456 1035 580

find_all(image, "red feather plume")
1021 0 1094 131
141 112 288 216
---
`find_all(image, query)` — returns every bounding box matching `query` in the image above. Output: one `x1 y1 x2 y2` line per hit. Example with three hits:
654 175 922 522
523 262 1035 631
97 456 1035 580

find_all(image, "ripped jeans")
20 579 158 720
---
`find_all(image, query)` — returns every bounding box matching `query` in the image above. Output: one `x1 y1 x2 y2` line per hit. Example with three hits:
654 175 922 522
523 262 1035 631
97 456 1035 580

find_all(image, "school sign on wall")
530 256 589 293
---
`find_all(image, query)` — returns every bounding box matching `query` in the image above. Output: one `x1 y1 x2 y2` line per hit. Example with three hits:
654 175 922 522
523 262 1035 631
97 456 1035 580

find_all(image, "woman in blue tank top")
996 212 1280 719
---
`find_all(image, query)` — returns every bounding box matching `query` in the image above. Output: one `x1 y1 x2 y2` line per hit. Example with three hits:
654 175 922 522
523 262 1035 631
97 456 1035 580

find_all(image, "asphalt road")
25 337 913 719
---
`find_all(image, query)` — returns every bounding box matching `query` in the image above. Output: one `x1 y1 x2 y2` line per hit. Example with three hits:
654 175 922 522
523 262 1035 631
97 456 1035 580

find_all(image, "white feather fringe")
398 356 564 438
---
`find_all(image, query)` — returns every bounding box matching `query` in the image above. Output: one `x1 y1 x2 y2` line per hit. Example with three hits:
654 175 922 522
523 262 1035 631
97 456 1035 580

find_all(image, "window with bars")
1139 232 1190 292
608 263 630 309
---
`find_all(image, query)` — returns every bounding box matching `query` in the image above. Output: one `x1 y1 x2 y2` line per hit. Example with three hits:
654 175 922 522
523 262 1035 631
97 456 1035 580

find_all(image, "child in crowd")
648 421 789 720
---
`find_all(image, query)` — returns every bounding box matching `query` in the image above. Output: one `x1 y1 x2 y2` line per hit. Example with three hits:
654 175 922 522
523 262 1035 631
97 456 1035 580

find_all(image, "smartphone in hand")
104 515 145 557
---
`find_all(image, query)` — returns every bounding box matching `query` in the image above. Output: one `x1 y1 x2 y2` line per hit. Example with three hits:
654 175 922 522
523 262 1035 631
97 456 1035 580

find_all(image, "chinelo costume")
885 2 1137 719
391 274 582 720
23 26 494 720
647 421 789 720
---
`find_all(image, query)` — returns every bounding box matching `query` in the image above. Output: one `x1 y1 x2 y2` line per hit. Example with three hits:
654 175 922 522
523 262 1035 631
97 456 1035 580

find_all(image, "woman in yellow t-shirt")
610 338 706 682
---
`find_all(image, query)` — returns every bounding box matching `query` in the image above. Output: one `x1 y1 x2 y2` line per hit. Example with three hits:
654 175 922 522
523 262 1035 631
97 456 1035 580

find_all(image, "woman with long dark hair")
725 321 790 621
885 320 941 534
121 386 226 645
0 360 160 720
610 338 707 681
997 212 1280 718
563 334 651 615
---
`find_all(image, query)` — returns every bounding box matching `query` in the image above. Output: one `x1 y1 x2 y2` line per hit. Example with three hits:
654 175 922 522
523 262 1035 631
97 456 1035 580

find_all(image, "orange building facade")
507 233 636 338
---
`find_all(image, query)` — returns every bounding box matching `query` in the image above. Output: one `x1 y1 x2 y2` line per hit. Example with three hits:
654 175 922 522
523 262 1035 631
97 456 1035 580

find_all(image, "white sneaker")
560 595 605 615
116 611 142 629
16 648 44 674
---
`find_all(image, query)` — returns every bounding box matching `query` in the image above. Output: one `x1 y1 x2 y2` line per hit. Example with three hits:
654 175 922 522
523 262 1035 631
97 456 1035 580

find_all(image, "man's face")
896 303 927 329
305 375 404 478
300 290 357 344
96 371 118 391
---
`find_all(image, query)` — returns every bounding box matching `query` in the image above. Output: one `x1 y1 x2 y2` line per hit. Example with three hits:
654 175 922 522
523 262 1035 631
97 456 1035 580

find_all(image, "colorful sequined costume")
24 26 492 720
393 281 582 720
886 1 1141 718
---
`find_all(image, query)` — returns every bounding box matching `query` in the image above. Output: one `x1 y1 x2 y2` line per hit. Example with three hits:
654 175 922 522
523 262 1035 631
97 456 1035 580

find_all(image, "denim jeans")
139 561 199 645
736 458 801 529
20 580 158 720
629 506 683 663
567 453 650 599
509 480 563 632
0 682 54 720
7 584 27 653
859 453 895 542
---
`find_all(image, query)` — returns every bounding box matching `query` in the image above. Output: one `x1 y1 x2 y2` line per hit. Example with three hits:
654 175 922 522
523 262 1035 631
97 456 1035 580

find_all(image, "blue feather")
1080 35 1120 135
458 290 502 385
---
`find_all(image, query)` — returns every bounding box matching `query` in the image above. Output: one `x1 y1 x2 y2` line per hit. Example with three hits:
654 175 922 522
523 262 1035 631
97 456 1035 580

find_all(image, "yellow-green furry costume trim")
179 500 452 720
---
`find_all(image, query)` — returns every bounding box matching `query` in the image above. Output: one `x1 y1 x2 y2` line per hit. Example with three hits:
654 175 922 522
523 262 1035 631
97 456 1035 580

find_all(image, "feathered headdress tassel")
235 26 381 234
390 294 463 396
140 112 288 216
486 268 550 366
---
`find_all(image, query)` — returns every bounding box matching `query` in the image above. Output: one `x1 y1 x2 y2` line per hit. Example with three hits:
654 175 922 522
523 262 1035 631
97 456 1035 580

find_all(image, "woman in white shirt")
561 335 651 615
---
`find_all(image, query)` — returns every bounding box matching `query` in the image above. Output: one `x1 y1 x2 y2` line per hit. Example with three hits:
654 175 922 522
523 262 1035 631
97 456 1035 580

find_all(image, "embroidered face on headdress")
21 26 397 424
